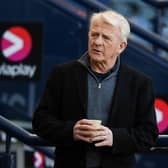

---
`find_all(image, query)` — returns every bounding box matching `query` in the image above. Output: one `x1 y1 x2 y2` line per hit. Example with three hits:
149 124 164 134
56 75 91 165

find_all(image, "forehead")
90 20 120 36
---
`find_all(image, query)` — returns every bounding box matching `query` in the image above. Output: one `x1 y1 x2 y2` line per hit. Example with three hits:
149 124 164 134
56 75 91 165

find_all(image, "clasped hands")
73 119 113 147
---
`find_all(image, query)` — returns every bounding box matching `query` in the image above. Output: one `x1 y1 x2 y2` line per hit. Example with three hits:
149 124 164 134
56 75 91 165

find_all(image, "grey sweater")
78 52 120 168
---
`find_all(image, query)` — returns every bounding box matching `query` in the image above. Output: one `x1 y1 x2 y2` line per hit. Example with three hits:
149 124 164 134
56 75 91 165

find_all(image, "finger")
76 124 100 132
99 126 112 136
79 125 98 130
91 135 106 142
94 140 107 147
76 134 92 143
79 119 93 125
76 130 93 137
96 130 106 136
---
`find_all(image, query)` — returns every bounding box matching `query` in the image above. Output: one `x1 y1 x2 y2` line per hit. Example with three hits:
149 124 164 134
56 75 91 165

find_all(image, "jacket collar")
106 62 131 126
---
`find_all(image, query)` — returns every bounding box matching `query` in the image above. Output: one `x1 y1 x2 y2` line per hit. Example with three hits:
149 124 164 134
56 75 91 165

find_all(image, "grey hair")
90 10 130 42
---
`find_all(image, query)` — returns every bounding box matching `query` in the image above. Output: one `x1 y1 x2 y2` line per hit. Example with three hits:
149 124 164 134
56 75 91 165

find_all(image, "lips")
155 98 168 133
92 49 102 55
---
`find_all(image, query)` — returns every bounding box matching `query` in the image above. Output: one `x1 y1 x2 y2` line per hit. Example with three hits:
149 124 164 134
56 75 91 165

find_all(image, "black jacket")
32 60 158 168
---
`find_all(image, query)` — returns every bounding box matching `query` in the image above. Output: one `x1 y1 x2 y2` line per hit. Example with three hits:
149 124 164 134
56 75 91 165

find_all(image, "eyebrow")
90 30 115 38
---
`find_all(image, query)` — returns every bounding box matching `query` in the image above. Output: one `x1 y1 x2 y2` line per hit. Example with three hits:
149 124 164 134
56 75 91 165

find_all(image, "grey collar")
78 51 120 80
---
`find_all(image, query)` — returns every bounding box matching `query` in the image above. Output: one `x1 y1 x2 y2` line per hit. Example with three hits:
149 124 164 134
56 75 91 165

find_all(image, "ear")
118 41 127 54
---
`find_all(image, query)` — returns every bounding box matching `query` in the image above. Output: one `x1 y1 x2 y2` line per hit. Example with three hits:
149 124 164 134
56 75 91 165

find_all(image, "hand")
91 125 113 147
73 119 101 143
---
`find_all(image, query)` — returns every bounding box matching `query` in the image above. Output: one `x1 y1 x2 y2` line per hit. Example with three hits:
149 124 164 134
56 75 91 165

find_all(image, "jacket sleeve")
32 66 76 146
111 78 159 154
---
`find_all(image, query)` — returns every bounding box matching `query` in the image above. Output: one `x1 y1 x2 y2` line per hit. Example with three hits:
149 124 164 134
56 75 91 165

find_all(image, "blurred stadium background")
0 0 168 167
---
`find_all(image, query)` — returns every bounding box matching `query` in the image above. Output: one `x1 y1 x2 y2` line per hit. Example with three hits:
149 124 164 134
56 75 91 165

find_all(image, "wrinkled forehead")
89 19 121 36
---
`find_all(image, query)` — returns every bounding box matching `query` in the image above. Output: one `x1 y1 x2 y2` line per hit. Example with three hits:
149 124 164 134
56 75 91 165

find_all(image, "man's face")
88 20 125 64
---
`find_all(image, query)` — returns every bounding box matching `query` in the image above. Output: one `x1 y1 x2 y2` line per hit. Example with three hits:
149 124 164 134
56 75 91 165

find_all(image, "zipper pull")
98 83 101 88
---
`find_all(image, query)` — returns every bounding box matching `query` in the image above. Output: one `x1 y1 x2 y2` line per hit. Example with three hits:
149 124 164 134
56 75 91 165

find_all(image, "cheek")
106 46 114 53
88 40 91 48
88 39 92 46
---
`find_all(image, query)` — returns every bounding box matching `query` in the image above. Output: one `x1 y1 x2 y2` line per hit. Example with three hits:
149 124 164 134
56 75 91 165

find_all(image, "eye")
103 35 112 42
91 32 98 38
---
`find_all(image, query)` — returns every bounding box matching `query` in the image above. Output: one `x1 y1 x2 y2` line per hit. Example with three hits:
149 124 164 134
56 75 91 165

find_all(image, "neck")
90 59 117 74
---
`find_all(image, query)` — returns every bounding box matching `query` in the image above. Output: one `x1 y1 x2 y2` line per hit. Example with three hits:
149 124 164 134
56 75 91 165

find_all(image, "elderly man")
33 10 158 168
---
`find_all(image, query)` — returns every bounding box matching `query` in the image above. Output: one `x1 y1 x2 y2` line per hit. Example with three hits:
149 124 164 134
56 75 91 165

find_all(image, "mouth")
92 49 102 55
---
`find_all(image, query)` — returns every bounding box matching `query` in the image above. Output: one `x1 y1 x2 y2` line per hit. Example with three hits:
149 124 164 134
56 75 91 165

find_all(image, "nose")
94 35 103 45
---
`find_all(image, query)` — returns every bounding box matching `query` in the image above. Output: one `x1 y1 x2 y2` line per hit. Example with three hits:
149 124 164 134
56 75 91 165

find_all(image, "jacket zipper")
98 83 101 89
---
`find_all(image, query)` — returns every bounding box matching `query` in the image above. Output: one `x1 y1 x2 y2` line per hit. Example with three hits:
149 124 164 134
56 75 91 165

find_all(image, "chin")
92 57 104 63
90 54 103 61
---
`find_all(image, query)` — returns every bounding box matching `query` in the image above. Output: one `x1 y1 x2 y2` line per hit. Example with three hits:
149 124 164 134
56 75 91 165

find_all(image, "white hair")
90 10 130 42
